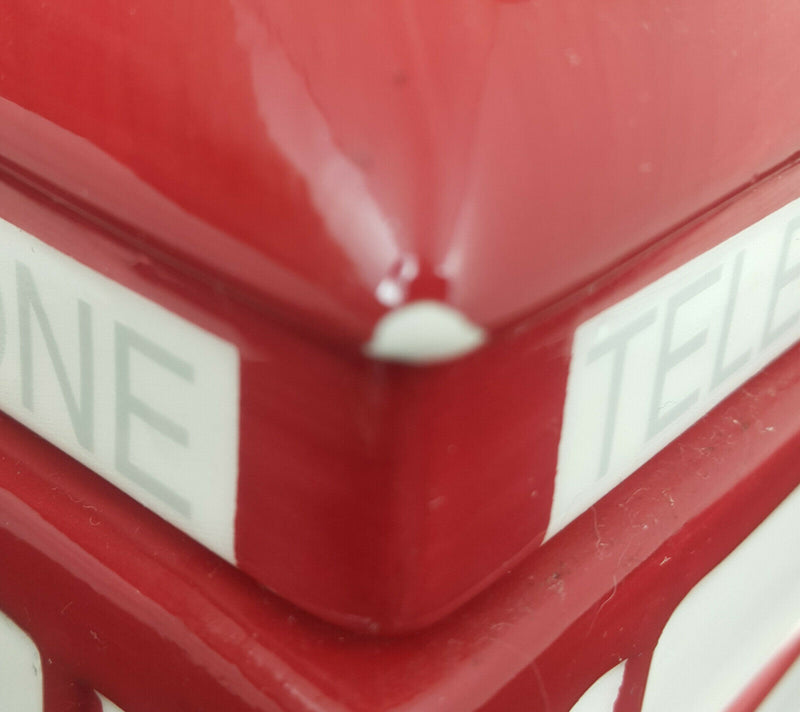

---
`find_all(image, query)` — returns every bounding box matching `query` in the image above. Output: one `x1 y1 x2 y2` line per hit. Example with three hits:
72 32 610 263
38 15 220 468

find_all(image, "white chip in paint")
0 611 42 712
365 300 486 363
551 197 800 537
0 218 240 562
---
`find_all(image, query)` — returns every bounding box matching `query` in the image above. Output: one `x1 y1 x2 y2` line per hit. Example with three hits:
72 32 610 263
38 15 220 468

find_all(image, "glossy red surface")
3 311 800 711
2 1 800 340
4 0 800 636
0 157 783 636
4 3 800 710
0 0 800 644
5 153 800 635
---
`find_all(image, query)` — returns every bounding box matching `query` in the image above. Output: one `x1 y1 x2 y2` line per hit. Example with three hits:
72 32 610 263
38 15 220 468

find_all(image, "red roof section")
2 0 800 345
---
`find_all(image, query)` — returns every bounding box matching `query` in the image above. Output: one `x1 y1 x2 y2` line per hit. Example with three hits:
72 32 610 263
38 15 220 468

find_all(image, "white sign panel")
0 611 42 712
0 218 240 561
641 482 800 711
551 198 800 537
569 660 626 712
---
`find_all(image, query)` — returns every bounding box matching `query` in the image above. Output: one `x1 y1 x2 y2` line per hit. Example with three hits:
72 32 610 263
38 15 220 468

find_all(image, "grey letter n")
17 261 94 452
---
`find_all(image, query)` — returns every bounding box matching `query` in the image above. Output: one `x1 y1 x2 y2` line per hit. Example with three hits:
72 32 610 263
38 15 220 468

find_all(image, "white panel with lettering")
0 218 240 561
552 197 800 537
0 611 42 712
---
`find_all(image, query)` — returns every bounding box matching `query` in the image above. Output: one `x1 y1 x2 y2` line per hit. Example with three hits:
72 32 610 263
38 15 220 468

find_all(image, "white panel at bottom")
569 660 626 712
642 484 800 711
0 611 43 712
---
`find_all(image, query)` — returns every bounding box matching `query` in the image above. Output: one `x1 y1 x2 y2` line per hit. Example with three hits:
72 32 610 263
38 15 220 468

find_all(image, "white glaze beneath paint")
569 660 626 712
641 483 800 711
0 611 42 712
365 300 486 363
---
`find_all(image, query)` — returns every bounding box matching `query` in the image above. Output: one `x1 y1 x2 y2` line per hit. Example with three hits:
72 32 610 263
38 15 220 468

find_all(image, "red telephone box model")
2 2 800 710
